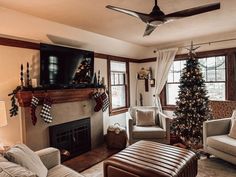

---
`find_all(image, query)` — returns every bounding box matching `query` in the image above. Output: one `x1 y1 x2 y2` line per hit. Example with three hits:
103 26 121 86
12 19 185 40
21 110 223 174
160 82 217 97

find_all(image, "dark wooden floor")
63 144 119 172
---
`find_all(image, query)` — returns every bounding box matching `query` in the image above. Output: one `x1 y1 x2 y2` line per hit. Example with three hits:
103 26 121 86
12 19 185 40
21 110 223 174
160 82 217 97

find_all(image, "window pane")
167 72 173 83
111 72 115 85
206 57 216 69
111 86 126 109
216 56 225 69
216 69 225 81
180 60 186 71
166 84 179 105
119 73 125 84
173 61 181 82
114 73 119 85
207 69 216 81
174 72 180 82
111 61 126 72
206 83 225 100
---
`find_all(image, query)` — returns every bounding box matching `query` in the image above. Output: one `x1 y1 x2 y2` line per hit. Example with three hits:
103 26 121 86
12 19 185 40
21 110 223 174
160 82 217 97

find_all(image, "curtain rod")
154 37 236 53
182 37 236 48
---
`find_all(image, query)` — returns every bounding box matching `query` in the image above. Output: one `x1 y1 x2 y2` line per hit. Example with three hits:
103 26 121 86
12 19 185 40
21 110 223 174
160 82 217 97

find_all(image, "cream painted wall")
130 62 159 107
0 45 39 146
0 7 152 59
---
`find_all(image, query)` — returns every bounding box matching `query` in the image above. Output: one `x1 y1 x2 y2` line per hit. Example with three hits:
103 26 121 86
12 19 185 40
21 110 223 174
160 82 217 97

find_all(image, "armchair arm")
203 118 231 149
158 111 172 143
35 147 60 169
126 112 133 145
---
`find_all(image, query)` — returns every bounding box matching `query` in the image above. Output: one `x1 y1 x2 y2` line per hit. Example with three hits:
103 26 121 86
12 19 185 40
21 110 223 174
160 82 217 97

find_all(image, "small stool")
104 140 198 177
106 124 127 149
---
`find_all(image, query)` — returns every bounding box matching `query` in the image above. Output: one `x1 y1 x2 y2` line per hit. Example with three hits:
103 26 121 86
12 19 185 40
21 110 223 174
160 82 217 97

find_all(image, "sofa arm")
35 147 61 169
203 118 231 149
126 112 133 145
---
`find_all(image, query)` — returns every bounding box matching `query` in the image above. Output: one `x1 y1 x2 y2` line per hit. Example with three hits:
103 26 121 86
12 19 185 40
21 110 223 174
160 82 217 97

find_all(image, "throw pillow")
0 161 36 177
229 119 236 139
5 144 47 177
136 110 156 126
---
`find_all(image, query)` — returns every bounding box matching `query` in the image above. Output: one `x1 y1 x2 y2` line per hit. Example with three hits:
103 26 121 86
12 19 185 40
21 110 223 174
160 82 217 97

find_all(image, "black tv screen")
40 43 94 87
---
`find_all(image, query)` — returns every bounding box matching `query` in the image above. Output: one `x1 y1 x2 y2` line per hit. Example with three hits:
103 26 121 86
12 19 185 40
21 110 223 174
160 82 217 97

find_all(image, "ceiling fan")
106 0 220 36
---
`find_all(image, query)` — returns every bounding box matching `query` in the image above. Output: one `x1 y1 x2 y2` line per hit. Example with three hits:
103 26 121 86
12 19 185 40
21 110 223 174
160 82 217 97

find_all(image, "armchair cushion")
132 126 166 139
207 135 236 156
136 110 155 126
129 106 159 125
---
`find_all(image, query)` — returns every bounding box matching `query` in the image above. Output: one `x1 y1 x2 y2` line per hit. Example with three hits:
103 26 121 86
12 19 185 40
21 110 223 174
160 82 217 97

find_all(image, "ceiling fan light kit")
106 0 220 36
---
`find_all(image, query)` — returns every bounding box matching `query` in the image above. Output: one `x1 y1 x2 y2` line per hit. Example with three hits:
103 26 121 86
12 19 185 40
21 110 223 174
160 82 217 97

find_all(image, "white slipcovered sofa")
0 145 84 177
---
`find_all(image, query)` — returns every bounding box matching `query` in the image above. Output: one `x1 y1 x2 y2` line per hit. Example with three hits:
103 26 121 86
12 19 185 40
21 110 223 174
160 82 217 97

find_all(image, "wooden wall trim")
1 35 236 63
0 37 40 50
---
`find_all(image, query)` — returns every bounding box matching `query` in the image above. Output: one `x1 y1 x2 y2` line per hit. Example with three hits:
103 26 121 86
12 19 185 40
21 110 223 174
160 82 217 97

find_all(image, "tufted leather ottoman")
104 140 197 177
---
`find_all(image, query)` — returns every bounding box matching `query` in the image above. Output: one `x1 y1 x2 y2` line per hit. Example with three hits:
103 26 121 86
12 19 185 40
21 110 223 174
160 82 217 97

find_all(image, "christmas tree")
171 43 212 149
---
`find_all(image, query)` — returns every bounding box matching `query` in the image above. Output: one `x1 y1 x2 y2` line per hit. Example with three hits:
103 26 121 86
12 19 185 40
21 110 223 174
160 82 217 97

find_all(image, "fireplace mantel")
16 88 96 107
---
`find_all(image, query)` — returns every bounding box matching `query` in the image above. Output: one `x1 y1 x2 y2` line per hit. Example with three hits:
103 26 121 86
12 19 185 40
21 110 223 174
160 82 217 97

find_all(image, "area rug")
81 157 236 177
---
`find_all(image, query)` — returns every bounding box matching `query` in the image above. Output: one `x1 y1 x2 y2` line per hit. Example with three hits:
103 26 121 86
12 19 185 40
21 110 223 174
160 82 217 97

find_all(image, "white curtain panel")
154 48 178 112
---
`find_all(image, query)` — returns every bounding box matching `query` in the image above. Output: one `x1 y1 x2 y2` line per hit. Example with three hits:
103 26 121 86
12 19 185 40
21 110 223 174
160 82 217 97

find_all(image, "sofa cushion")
48 165 84 177
5 144 48 177
132 125 166 139
0 161 36 177
136 110 155 126
207 135 236 156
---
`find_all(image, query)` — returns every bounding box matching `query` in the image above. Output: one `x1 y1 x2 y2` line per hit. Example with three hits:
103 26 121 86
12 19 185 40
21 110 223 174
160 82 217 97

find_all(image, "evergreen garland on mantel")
171 43 212 149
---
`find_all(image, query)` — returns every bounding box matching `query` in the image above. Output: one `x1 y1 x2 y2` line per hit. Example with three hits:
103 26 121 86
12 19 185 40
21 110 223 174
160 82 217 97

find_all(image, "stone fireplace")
17 89 104 151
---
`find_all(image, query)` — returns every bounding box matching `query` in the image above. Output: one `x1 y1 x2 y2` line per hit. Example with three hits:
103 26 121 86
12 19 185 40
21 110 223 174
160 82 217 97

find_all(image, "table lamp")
0 101 7 150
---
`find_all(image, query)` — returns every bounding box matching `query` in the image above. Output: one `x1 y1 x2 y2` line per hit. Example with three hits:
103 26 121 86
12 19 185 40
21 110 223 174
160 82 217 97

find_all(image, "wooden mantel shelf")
16 88 95 107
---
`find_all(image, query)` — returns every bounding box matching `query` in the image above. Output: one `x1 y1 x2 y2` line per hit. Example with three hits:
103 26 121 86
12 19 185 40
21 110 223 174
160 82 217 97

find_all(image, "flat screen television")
40 43 94 88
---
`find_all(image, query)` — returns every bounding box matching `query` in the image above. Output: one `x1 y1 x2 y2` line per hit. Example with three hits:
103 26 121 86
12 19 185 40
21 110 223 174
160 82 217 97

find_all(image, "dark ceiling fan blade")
106 5 152 23
143 24 157 36
165 2 220 19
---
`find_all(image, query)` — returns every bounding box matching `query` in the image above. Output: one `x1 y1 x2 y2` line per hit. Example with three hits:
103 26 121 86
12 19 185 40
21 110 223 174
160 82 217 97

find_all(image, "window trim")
107 59 130 116
162 52 230 111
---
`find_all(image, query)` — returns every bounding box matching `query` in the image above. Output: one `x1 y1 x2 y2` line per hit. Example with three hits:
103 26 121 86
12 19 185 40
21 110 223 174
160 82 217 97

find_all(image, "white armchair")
126 106 171 145
203 118 236 165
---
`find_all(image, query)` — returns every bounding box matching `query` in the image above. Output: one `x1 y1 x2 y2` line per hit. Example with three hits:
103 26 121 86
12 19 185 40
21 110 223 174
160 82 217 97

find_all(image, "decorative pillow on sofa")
0 161 36 177
136 110 156 126
5 144 47 177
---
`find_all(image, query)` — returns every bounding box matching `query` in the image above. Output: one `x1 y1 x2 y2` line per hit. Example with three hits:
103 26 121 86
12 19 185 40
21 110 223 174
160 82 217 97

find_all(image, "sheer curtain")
154 48 178 112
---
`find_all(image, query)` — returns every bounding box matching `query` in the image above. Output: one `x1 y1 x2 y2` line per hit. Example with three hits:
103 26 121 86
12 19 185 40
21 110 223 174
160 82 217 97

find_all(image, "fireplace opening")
49 118 91 162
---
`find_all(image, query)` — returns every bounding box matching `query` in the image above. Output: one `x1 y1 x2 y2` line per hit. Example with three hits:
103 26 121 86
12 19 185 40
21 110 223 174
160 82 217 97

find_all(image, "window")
108 60 129 115
166 56 226 105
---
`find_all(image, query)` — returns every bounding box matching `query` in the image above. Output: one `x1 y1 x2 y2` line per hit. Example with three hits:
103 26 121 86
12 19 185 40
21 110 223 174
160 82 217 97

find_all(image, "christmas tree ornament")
40 96 53 123
30 96 39 125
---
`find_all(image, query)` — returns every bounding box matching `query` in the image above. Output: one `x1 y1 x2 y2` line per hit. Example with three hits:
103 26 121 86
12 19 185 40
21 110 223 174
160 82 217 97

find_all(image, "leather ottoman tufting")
104 140 198 177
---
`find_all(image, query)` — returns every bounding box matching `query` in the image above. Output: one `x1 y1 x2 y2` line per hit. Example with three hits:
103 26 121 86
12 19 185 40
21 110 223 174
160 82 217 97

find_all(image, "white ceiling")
0 0 235 47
